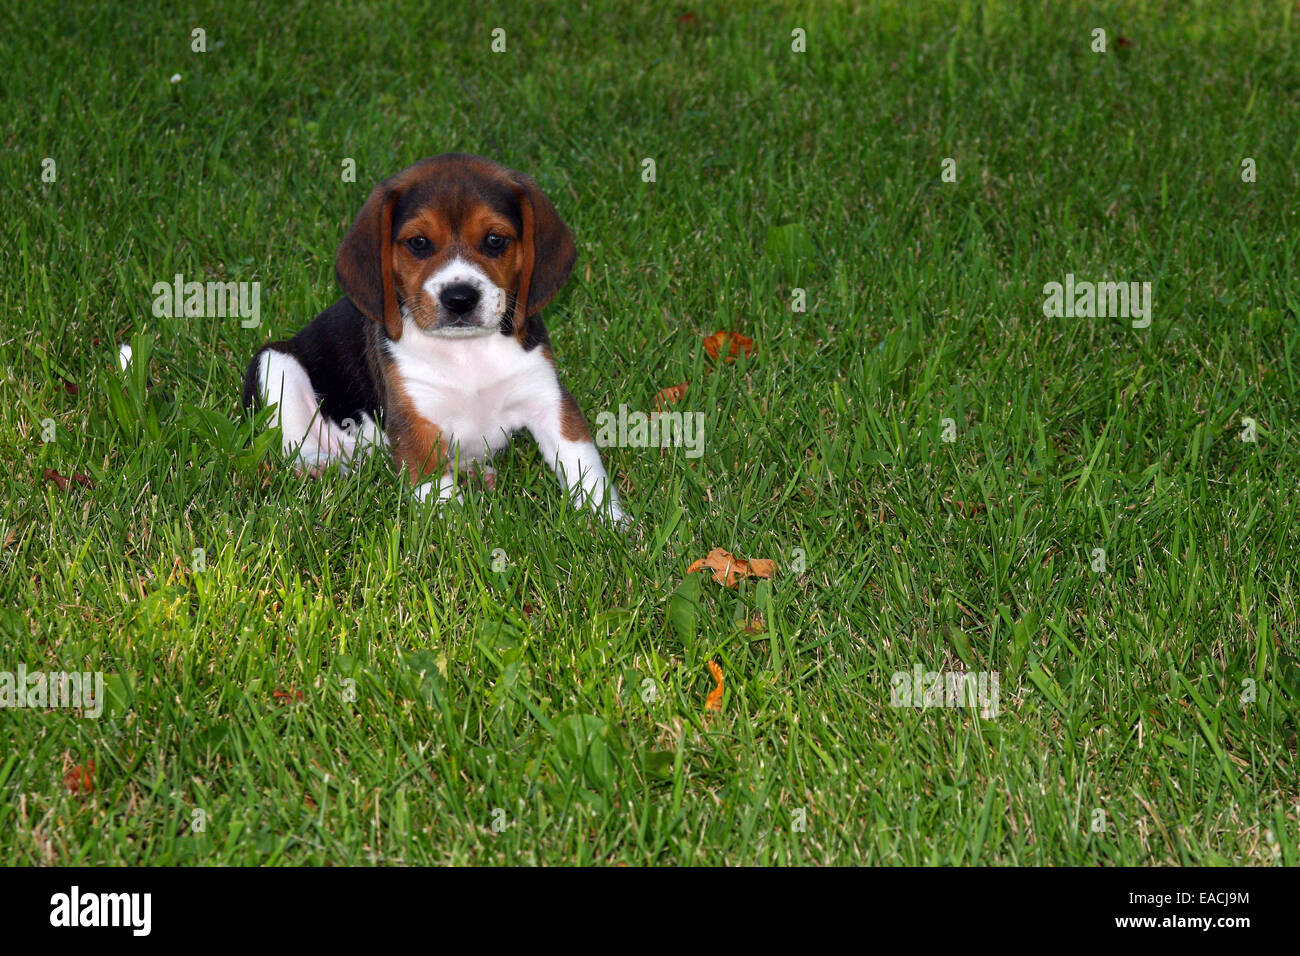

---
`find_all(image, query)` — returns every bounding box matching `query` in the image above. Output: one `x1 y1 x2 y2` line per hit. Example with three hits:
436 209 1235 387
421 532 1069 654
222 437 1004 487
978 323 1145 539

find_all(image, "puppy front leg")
530 387 627 527
389 414 457 505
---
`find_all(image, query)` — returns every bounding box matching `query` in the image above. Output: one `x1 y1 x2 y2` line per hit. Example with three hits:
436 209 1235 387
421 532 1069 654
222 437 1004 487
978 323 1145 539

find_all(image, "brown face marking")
339 154 573 346
387 164 526 334
463 204 522 294
391 207 453 328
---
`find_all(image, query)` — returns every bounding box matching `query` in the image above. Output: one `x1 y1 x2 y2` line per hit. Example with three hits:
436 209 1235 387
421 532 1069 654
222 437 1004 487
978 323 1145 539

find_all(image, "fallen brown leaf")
653 382 689 412
705 660 724 712
41 470 94 492
687 547 776 587
702 331 755 363
64 760 95 795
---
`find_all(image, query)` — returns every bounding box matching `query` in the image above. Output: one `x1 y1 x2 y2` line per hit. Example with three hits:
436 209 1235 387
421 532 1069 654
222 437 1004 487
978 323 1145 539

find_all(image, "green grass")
2 0 1298 865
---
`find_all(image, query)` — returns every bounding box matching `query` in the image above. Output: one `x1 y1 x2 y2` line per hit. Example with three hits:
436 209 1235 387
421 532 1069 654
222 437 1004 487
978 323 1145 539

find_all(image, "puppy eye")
405 236 432 255
483 234 510 254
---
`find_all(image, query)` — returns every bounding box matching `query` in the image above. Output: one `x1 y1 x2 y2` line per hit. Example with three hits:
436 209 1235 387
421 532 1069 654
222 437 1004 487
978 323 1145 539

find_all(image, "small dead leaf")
687 547 776 587
41 470 94 492
65 760 95 795
702 331 755 363
62 379 80 396
653 382 689 412
741 613 766 635
705 660 724 712
273 687 305 704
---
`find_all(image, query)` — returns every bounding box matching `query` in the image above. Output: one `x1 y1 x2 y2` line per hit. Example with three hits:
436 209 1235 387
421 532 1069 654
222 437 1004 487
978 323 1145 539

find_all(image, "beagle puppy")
242 153 625 526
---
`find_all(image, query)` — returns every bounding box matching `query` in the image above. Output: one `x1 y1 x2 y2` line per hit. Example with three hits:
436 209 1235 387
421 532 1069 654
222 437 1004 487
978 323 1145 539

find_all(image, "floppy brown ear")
513 174 576 320
336 180 403 340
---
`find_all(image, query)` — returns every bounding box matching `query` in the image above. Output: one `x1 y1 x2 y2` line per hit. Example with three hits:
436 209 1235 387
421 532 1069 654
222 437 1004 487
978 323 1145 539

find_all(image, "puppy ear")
513 174 576 319
336 181 403 340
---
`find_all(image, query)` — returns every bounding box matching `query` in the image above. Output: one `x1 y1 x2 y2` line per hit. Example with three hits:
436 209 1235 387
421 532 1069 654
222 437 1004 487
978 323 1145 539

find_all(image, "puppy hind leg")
253 349 354 473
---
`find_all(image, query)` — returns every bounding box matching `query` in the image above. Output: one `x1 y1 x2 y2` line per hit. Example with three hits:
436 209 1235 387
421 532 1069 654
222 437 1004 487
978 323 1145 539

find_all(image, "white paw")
608 504 632 531
590 488 630 530
464 462 498 490
413 474 462 506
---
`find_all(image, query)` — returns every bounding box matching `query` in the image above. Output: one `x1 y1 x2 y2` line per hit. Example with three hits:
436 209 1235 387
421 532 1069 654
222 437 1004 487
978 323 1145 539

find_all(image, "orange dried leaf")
64 760 95 795
702 331 755 363
41 469 94 492
653 382 689 412
686 547 777 588
705 660 724 712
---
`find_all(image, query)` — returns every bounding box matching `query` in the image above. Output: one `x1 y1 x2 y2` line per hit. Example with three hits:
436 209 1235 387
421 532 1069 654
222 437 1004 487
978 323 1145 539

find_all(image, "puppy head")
335 153 576 341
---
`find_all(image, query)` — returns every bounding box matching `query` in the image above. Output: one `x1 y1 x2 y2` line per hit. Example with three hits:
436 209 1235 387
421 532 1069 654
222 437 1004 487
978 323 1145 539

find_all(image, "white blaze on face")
419 257 507 336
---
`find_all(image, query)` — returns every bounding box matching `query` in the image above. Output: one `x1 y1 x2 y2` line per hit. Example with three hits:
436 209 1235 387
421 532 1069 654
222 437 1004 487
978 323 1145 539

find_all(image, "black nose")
439 283 480 315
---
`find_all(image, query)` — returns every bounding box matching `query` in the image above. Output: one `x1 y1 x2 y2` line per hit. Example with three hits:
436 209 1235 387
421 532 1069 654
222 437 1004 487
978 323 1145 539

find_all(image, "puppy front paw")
463 462 498 491
609 506 632 532
600 493 631 532
413 474 462 506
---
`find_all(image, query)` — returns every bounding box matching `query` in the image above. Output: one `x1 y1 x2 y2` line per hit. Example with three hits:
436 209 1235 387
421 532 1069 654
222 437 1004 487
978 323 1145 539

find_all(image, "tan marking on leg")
385 372 449 484
559 387 592 442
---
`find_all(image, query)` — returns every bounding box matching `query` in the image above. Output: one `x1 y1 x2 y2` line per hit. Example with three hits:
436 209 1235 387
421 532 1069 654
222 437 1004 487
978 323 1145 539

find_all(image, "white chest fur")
384 320 560 464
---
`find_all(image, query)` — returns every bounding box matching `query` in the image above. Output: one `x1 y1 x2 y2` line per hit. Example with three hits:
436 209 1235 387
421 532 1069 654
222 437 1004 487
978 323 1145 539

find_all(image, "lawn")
1 0 1298 865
